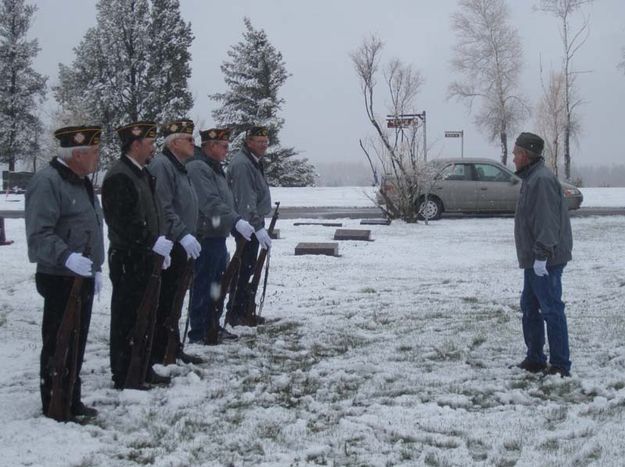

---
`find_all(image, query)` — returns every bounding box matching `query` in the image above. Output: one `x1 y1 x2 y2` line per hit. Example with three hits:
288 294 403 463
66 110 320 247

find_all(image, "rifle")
210 235 247 341
162 258 194 365
124 253 164 389
245 202 280 319
47 231 91 421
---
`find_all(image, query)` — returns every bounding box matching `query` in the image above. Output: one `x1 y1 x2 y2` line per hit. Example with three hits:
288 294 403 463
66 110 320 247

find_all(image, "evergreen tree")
211 18 316 187
0 0 47 171
146 0 193 121
54 0 194 167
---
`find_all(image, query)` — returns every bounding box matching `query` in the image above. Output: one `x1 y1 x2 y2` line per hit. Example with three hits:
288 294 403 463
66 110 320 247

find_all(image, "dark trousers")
188 237 228 342
36 272 94 414
521 263 571 372
108 247 153 387
227 233 259 318
151 242 189 363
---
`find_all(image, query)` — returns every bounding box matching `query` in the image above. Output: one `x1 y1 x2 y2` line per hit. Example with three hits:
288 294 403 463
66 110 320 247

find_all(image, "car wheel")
417 196 442 220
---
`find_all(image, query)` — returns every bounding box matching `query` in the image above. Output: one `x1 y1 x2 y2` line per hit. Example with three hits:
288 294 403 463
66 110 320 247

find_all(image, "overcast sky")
30 0 625 170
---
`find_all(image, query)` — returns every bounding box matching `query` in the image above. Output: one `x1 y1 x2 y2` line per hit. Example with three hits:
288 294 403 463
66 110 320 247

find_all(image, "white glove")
65 252 93 277
255 228 272 250
235 219 254 241
533 259 548 277
162 254 171 270
180 233 201 259
94 271 103 300
152 235 173 257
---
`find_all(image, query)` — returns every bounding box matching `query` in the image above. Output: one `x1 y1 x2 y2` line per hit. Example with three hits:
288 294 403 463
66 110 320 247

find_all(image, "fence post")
0 217 14 246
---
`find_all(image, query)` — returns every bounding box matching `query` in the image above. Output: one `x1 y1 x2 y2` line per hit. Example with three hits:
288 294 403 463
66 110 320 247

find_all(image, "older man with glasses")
225 126 273 328
147 119 204 370
186 128 255 344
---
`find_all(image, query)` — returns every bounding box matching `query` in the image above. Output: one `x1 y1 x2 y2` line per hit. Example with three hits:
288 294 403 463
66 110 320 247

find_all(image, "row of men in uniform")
25 120 273 419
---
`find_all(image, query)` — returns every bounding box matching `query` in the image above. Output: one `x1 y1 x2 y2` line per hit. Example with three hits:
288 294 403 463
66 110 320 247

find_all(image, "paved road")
278 206 625 220
2 206 625 220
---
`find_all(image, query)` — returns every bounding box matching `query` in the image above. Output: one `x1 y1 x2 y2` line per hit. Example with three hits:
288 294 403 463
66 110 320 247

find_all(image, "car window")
438 163 472 181
474 163 511 182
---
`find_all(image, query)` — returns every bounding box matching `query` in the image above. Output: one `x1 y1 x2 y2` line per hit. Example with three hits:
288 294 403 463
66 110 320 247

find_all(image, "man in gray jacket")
187 128 255 344
226 126 273 327
148 119 203 365
513 132 573 377
25 125 104 418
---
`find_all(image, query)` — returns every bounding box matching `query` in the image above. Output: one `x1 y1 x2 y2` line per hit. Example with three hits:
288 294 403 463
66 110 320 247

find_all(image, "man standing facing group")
512 131 573 378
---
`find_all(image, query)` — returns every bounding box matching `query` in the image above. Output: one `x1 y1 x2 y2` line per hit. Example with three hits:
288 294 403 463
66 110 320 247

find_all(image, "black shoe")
72 402 98 418
178 350 205 365
219 326 238 341
146 369 171 386
544 366 571 378
224 312 239 327
203 326 220 345
513 358 547 373
235 314 265 327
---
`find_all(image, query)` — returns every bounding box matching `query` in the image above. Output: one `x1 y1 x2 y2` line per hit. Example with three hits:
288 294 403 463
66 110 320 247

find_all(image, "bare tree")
449 0 529 165
539 0 593 180
350 35 433 222
536 71 563 175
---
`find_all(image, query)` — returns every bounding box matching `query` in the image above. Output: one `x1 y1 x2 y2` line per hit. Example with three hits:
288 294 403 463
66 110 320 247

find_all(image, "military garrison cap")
246 126 269 137
161 119 194 137
116 121 157 146
200 128 231 143
515 132 544 156
54 126 102 147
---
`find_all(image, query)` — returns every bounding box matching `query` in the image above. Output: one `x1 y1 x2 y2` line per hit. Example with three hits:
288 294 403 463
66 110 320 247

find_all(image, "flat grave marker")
294 242 339 257
333 229 372 241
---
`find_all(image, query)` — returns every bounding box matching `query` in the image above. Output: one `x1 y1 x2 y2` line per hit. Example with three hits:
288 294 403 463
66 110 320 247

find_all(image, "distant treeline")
571 164 625 187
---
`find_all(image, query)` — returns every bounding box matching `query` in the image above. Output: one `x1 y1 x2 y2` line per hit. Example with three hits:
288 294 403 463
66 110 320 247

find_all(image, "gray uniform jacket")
514 158 573 269
25 157 104 276
187 153 241 239
227 146 271 231
149 148 198 241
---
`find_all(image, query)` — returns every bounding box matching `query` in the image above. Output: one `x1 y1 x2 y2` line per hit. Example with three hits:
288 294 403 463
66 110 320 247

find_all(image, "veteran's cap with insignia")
246 126 269 137
162 119 194 137
200 128 231 144
54 126 102 147
116 121 157 146
515 132 544 156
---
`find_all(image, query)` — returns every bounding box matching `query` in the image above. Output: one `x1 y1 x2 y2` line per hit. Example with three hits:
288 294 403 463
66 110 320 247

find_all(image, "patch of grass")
256 420 283 441
539 437 559 452
503 438 522 451
462 296 479 303
431 340 463 361
423 450 453 467
0 312 7 327
423 435 461 449
360 287 377 293
544 406 568 428
470 334 486 349
608 381 625 390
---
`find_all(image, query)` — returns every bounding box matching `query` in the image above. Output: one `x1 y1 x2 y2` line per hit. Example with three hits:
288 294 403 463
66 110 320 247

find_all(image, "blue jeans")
188 237 228 342
520 263 571 372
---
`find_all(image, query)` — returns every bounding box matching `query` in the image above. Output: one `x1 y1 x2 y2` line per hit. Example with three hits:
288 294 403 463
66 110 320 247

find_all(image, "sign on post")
444 130 464 158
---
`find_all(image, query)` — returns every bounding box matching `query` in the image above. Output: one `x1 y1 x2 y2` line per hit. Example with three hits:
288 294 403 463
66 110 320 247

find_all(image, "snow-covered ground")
2 186 624 211
1 192 625 466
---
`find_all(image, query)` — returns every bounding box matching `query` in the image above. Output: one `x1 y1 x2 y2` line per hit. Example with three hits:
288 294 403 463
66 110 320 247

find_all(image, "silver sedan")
379 158 583 220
